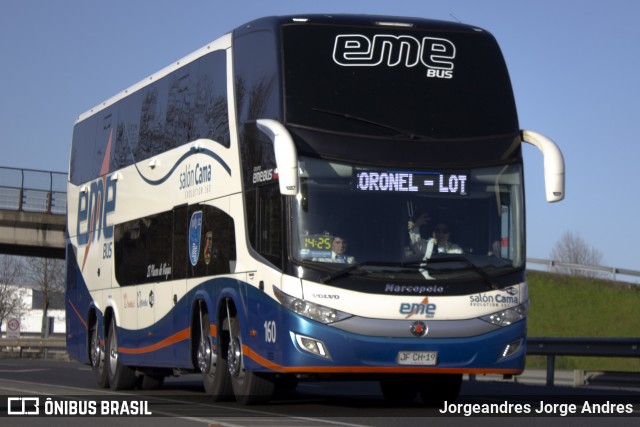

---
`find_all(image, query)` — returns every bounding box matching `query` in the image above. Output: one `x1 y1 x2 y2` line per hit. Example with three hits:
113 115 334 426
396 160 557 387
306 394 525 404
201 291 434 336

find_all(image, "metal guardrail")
0 166 66 215
0 337 66 359
527 258 640 282
527 337 640 386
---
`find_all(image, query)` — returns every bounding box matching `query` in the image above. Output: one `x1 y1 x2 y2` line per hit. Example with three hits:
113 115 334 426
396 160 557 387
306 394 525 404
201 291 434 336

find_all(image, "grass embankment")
526 270 640 372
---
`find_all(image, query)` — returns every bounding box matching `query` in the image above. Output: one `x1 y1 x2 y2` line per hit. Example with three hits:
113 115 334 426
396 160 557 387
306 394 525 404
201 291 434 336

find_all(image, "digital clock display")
302 234 332 250
299 234 333 259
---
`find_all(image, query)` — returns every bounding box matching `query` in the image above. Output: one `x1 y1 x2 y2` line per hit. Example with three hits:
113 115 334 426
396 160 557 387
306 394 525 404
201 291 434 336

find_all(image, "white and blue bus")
66 15 564 404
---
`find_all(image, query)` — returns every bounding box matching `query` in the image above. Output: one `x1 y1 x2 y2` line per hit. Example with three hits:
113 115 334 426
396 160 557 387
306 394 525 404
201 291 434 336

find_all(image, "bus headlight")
481 301 530 327
274 287 352 324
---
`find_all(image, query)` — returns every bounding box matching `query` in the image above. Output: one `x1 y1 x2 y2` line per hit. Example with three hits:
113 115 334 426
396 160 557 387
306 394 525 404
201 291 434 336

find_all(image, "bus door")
168 204 189 362
140 204 188 364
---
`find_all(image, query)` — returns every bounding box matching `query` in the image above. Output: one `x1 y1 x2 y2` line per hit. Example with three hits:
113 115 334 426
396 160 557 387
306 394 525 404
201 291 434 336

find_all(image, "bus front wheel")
419 374 462 406
379 377 419 404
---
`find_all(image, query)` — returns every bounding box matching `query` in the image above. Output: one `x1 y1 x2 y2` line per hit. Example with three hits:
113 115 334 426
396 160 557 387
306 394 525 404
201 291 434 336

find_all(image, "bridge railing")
0 166 66 215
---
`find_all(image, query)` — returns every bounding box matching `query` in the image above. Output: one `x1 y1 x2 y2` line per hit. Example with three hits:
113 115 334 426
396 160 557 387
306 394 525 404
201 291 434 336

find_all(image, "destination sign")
354 171 468 195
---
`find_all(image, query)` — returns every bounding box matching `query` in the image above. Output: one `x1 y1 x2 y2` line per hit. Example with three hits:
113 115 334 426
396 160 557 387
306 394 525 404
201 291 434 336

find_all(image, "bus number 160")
264 320 277 343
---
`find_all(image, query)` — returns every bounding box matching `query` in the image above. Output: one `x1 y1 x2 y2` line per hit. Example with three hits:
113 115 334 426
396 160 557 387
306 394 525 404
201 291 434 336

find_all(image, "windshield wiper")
319 261 392 284
312 108 436 141
411 256 499 290
319 258 499 289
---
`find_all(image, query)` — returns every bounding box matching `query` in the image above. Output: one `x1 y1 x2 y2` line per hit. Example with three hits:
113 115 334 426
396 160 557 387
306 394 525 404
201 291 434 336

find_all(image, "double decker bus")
66 15 564 404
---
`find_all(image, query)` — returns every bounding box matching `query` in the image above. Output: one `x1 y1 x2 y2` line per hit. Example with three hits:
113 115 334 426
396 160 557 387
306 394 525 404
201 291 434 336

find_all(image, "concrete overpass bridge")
0 167 66 259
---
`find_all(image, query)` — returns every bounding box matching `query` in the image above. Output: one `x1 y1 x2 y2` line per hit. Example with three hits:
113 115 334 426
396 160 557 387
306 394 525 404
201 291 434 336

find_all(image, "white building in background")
1 286 65 336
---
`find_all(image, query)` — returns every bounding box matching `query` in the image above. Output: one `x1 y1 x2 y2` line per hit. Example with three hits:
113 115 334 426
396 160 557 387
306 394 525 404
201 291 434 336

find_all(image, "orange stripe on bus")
242 345 286 372
242 344 520 375
119 327 191 355
67 299 88 330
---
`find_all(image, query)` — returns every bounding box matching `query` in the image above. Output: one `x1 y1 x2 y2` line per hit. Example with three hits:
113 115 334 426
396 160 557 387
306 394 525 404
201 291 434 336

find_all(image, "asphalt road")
0 358 638 426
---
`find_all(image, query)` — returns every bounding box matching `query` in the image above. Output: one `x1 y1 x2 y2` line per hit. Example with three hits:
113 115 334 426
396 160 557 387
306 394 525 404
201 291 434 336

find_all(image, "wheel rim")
227 336 242 377
108 324 118 375
197 334 212 373
90 327 101 368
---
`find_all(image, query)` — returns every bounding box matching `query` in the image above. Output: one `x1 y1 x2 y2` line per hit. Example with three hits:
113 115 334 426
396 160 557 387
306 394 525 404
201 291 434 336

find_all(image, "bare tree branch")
24 257 65 337
0 255 27 333
550 230 603 278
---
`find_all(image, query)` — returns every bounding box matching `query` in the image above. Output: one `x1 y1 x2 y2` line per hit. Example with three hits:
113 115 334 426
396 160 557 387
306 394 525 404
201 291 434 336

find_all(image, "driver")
408 213 462 258
313 235 356 264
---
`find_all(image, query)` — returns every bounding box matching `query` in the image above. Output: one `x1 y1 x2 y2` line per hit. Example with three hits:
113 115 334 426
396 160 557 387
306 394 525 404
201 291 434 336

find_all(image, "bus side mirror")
257 119 299 196
521 130 565 203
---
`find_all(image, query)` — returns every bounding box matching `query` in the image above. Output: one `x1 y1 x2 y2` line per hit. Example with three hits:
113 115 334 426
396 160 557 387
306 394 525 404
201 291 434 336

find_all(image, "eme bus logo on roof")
333 34 456 79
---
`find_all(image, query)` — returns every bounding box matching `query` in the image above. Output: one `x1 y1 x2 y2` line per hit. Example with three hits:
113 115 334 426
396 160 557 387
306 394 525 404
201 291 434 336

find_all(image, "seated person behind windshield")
313 235 356 264
408 213 462 257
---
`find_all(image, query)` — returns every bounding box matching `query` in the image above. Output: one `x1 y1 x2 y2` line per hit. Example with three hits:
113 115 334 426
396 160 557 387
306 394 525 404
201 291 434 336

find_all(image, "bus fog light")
294 333 330 359
500 338 523 359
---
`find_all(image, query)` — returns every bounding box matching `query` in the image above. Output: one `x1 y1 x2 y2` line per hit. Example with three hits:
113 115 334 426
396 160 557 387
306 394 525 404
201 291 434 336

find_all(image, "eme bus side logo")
77 174 117 246
333 34 456 79
76 129 117 271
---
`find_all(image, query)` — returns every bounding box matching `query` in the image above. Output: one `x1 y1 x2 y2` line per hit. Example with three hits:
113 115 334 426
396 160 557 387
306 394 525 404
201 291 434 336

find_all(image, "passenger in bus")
313 235 356 264
430 223 463 255
408 213 462 257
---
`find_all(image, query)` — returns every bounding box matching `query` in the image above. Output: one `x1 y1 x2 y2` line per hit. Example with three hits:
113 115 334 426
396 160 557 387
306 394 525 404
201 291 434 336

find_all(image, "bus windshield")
292 156 524 281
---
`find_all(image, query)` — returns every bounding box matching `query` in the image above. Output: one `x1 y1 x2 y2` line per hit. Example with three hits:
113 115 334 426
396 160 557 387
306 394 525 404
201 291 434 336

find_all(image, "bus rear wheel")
226 312 274 405
106 317 137 390
198 312 232 400
90 321 108 388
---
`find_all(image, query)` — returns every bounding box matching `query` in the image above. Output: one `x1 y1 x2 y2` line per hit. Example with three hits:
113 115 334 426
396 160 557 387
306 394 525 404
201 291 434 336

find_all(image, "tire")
379 377 419 404
198 312 232 400
226 311 274 405
139 374 165 390
89 322 108 388
106 316 137 390
418 374 462 406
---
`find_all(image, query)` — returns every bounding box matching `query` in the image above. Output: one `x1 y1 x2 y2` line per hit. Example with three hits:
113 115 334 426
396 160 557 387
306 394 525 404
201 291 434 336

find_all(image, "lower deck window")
114 204 236 286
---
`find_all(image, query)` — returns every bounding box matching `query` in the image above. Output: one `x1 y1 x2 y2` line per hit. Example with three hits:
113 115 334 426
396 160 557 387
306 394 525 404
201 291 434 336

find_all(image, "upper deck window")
70 50 229 185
